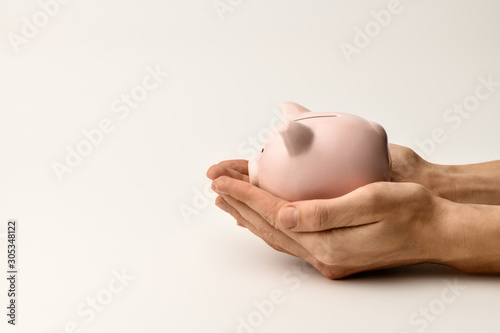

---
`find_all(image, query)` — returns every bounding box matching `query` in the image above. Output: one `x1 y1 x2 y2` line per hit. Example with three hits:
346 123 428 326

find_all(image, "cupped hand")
207 159 455 279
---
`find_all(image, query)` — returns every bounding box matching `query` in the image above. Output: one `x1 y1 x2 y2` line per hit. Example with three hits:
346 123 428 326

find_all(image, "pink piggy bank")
248 102 391 201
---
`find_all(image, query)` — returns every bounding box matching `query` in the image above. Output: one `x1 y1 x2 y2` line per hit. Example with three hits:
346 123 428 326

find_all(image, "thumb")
278 198 375 232
278 201 333 232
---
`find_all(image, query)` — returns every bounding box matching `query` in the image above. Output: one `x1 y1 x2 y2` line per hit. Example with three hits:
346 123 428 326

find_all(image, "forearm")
433 200 500 274
426 161 500 205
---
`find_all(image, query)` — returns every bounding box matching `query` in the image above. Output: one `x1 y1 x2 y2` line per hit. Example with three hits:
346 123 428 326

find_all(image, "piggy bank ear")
280 102 311 120
279 120 314 157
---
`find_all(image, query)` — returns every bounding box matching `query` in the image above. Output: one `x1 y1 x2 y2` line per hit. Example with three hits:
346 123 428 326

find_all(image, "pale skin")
206 144 500 279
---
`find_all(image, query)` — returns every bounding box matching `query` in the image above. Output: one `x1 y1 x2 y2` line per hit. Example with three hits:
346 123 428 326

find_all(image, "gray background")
1 0 500 332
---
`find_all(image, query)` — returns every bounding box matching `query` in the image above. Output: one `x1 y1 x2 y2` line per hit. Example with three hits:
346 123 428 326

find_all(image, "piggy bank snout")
248 159 259 186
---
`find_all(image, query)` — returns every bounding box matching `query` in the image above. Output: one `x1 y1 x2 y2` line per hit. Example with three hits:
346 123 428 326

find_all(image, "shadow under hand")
341 263 500 282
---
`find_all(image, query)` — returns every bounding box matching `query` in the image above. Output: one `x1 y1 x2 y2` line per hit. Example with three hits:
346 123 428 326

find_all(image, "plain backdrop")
1 0 500 332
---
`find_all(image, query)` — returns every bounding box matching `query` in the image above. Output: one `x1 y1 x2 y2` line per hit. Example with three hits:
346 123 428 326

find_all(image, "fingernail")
280 206 298 229
236 222 246 228
216 200 229 213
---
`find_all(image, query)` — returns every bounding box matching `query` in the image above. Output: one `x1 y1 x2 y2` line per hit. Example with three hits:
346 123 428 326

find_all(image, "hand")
207 160 458 279
389 144 431 184
389 144 500 205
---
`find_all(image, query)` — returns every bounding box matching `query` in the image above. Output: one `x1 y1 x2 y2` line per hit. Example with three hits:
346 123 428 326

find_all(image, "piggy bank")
248 102 391 201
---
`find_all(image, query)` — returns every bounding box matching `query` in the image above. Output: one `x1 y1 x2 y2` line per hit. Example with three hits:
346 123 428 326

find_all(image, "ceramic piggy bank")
248 102 391 201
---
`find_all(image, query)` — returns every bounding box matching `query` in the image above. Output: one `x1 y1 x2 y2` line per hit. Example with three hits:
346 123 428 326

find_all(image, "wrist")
412 195 455 266
429 200 500 273
423 162 500 205
424 163 459 202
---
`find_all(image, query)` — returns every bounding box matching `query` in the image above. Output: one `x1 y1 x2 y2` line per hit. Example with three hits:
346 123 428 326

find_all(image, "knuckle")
407 183 434 211
308 202 330 229
363 182 385 202
261 208 278 228
352 185 380 213
214 175 231 190
240 180 253 197
262 201 284 229
413 183 431 198
260 204 273 219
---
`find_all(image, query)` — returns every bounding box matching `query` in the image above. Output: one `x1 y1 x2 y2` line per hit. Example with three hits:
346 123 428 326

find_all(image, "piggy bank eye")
261 148 264 153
